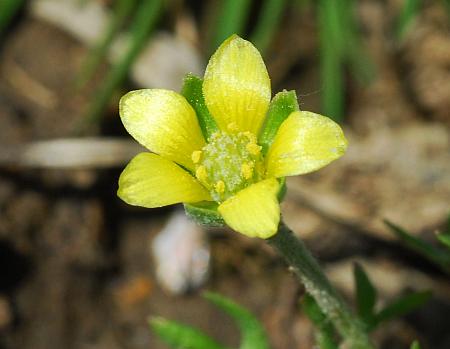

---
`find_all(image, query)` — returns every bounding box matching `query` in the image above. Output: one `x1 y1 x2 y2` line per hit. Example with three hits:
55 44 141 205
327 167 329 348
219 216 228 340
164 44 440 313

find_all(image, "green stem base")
267 222 374 349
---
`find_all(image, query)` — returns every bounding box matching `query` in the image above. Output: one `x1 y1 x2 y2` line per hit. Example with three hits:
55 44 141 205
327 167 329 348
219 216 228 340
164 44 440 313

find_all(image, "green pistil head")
193 131 264 202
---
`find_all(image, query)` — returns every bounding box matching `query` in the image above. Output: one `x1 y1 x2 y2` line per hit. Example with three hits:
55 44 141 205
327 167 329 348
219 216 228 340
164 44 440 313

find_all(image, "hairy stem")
267 222 374 349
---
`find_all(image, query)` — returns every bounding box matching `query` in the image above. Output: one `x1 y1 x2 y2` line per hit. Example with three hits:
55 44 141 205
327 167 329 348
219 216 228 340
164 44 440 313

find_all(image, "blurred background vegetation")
0 1 449 348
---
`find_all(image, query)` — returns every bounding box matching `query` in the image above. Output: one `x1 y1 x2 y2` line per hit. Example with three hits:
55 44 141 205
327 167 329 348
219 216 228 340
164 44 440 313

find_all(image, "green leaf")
410 340 421 349
437 213 450 250
318 0 345 123
437 232 450 250
181 74 219 141
303 294 327 325
373 291 431 328
0 0 25 37
353 263 377 327
302 295 338 349
259 90 299 155
384 219 450 272
184 202 225 227
203 292 270 349
150 317 228 349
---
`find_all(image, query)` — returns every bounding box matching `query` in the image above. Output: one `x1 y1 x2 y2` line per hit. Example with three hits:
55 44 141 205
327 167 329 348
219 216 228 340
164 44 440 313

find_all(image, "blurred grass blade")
149 317 229 349
293 0 313 11
259 90 299 155
395 0 421 40
0 0 25 36
81 0 163 129
302 294 338 349
76 0 138 88
338 0 375 84
250 0 287 54
384 219 450 273
211 0 252 52
373 291 431 328
410 340 421 349
444 0 450 15
437 233 450 250
318 0 345 123
437 214 450 249
181 74 219 140
203 292 270 349
353 263 377 327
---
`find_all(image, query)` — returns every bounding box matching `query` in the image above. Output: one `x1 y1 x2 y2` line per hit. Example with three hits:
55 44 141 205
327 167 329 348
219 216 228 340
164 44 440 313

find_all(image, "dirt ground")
0 1 449 349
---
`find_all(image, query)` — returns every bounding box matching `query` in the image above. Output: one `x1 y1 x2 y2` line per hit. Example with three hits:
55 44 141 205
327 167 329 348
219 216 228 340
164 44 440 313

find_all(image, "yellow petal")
266 111 348 177
119 89 205 170
218 179 280 238
203 35 271 135
118 152 211 208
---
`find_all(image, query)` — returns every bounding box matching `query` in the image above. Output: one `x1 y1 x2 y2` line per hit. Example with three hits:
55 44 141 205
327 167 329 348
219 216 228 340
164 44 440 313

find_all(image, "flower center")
192 130 264 202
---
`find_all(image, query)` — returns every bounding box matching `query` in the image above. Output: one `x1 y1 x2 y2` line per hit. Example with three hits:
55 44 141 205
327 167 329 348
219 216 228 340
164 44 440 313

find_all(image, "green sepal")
184 201 225 227
277 177 287 202
181 73 219 141
258 89 299 155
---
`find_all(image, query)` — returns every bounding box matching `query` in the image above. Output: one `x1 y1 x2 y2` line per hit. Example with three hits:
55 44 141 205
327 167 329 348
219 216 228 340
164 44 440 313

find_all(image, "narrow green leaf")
258 90 299 155
303 294 328 325
250 0 287 54
395 0 422 40
318 0 345 123
81 0 163 129
353 263 377 326
184 201 225 227
373 291 431 328
338 0 376 84
150 317 228 349
211 0 253 52
444 0 450 16
181 74 219 141
302 295 338 349
76 0 138 88
384 219 450 272
437 232 450 250
203 292 270 349
410 340 421 349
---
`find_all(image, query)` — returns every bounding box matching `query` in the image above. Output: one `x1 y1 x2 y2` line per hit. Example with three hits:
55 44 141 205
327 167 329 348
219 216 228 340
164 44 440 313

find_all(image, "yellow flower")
117 35 347 239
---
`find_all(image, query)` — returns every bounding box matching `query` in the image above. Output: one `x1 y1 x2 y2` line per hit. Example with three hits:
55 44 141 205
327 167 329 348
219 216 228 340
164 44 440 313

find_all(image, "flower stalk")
268 222 374 349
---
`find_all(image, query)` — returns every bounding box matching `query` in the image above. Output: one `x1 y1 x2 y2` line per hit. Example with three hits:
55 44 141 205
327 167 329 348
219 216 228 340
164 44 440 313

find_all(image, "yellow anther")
246 142 261 156
243 131 257 143
227 122 239 132
241 162 254 180
195 166 208 183
191 150 202 164
214 180 225 194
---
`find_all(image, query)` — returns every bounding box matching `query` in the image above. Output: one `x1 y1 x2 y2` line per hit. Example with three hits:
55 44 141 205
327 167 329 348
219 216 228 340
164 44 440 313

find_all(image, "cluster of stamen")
192 126 263 202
